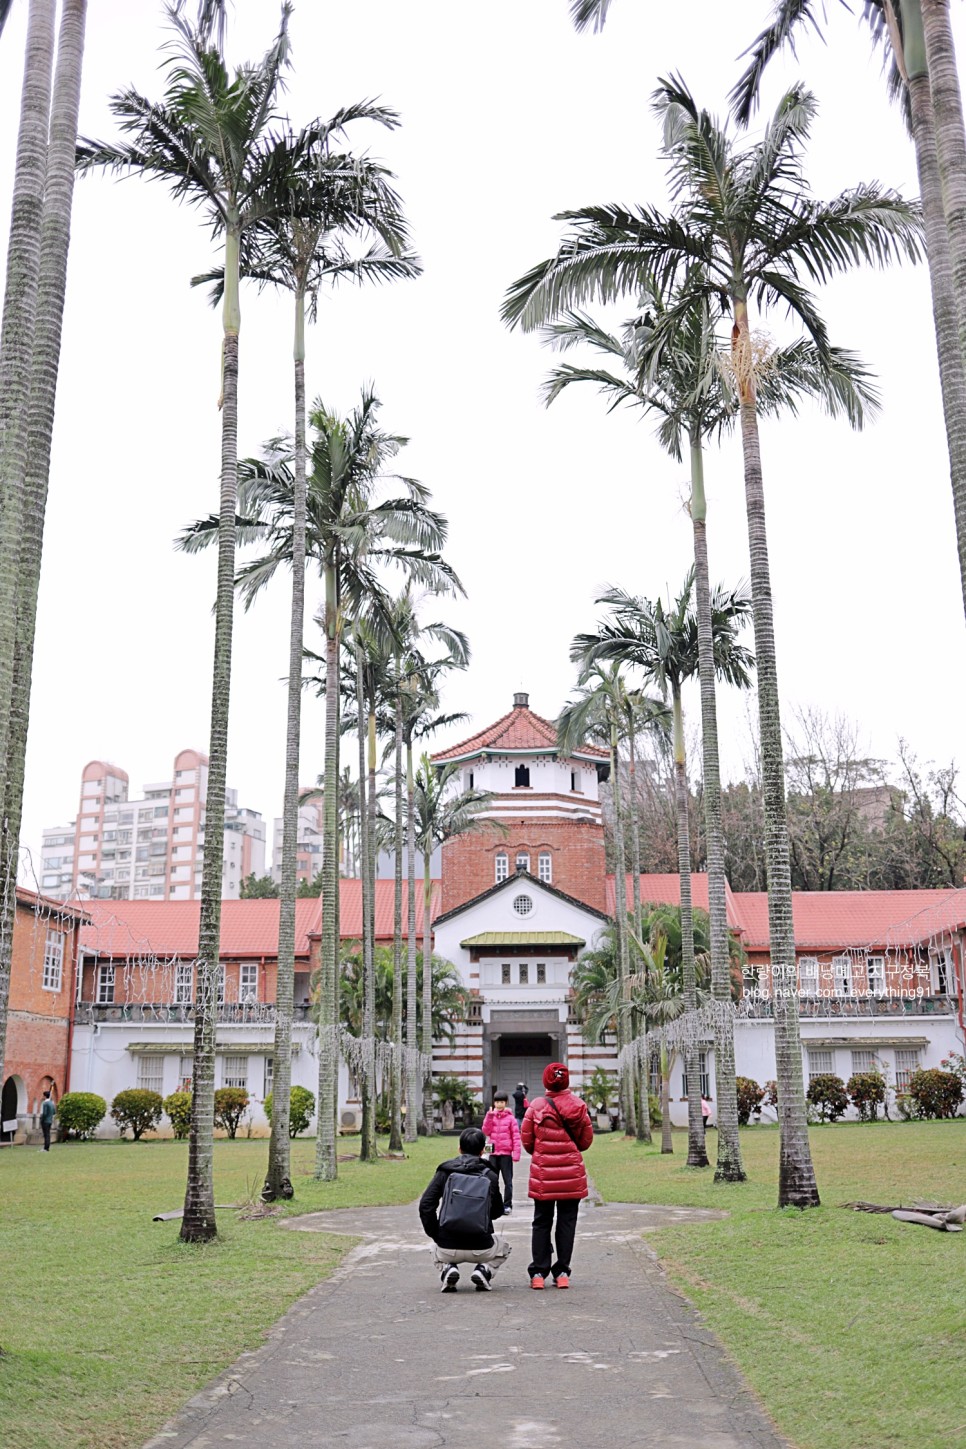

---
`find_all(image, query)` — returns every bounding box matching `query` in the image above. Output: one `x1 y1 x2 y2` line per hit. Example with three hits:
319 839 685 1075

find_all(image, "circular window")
513 894 533 917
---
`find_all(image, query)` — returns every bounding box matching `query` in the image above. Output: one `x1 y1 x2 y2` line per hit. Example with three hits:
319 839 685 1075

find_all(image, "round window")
513 894 533 917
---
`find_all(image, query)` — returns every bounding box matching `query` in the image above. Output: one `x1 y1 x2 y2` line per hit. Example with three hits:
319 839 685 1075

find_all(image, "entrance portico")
483 1010 568 1104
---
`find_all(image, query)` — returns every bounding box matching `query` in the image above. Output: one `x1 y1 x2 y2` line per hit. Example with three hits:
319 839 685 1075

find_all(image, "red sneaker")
531 1274 545 1290
555 1274 570 1289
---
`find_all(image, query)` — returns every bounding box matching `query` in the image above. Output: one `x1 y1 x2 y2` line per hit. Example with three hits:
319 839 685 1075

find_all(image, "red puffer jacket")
521 1088 594 1200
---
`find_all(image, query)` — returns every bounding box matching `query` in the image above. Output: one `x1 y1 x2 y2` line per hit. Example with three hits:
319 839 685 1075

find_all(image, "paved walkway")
145 1157 789 1449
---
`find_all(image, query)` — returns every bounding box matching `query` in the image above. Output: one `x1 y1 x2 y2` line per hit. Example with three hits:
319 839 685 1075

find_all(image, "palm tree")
412 757 499 1133
504 79 919 1208
732 1 966 626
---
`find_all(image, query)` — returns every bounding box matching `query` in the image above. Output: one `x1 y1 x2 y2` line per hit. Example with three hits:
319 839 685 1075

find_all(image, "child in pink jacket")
483 1091 522 1212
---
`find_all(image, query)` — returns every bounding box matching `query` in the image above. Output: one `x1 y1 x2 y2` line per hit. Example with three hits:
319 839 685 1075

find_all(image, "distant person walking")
521 1063 593 1290
482 1092 521 1213
512 1083 528 1123
418 1127 510 1293
40 1091 55 1152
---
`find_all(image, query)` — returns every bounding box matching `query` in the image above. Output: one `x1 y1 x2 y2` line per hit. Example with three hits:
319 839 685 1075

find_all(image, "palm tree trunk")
264 284 307 1202
0 0 83 1087
660 1049 673 1154
734 299 819 1209
422 840 434 1134
609 716 636 1137
690 437 744 1183
183 221 244 1240
314 555 339 1181
389 683 404 1152
628 702 649 1143
900 0 966 623
357 644 377 1161
633 1006 652 1143
404 736 419 1142
672 682 708 1168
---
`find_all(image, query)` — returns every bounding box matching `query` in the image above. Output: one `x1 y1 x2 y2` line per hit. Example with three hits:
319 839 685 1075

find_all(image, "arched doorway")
1 1075 24 1142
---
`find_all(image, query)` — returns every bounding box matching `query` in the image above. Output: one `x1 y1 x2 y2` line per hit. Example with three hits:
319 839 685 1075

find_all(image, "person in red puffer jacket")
521 1062 594 1289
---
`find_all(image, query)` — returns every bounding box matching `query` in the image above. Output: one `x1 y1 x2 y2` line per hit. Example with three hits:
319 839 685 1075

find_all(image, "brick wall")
440 817 608 915
4 898 80 1111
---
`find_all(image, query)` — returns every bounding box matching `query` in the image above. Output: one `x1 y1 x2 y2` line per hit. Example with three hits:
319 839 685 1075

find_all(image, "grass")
589 1122 966 1449
0 1135 445 1449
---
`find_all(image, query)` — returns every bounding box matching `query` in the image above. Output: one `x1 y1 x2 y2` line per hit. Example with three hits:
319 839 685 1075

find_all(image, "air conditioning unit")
339 1106 362 1134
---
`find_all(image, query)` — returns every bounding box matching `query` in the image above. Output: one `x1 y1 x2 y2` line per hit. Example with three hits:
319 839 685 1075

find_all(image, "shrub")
111 1089 163 1141
264 1085 315 1138
847 1070 887 1121
906 1068 964 1120
586 1066 615 1113
805 1073 848 1123
56 1091 106 1140
648 1091 662 1128
162 1091 192 1139
735 1076 765 1126
763 1080 778 1109
213 1087 250 1139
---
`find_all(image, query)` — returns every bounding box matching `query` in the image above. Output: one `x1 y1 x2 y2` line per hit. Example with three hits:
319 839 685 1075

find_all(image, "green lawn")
590 1122 966 1449
0 1136 443 1449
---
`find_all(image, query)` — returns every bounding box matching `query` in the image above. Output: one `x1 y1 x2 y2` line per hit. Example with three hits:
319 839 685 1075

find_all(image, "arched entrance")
1 1075 24 1142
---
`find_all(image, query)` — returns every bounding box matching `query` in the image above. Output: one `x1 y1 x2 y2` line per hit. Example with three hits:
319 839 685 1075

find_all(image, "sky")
2 0 965 881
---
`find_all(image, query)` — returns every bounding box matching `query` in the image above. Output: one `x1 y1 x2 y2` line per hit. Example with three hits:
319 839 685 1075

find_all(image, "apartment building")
40 748 265 902
269 789 325 888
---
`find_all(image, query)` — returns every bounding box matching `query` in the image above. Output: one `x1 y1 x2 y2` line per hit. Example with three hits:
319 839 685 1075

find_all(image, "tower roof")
431 692 608 764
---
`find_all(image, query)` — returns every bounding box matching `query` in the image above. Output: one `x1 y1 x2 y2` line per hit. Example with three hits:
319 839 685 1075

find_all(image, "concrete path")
145 1158 789 1449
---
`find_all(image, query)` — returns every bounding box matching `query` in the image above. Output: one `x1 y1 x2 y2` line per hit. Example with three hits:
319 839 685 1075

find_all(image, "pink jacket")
482 1107 521 1160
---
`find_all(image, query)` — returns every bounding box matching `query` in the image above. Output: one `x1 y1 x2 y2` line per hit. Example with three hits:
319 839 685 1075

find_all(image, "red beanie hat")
543 1062 569 1091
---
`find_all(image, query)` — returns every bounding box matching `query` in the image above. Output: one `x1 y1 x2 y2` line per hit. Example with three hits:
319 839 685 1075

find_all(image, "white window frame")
895 1049 920 1093
96 964 115 1004
217 964 226 1004
179 1055 193 1089
866 956 886 998
538 851 552 884
798 956 819 999
807 1049 834 1079
222 1054 248 1090
832 955 853 998
42 929 64 992
494 853 508 884
239 963 258 1003
136 1057 163 1094
174 962 194 1005
263 1056 274 1099
515 852 530 874
851 1050 876 1076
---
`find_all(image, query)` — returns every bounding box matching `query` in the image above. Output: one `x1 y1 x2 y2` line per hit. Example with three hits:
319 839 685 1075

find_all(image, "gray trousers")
432 1236 511 1275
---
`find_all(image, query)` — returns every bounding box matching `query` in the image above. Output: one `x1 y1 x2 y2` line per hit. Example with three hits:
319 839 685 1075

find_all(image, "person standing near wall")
521 1063 593 1289
40 1091 56 1152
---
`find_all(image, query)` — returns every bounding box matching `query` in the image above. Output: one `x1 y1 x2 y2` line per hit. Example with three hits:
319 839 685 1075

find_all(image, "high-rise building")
40 748 266 902
270 789 325 888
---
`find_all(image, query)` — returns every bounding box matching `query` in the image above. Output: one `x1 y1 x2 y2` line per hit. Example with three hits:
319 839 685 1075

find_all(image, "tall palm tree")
504 79 919 1208
575 576 754 1168
732 0 966 626
179 388 456 1179
413 757 499 1132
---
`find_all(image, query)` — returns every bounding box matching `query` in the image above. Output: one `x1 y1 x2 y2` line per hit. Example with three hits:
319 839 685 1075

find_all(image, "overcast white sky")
2 0 965 878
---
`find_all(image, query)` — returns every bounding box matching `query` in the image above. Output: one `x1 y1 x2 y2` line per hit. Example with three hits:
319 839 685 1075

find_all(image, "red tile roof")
16 887 90 922
337 879 442 941
735 888 966 952
432 702 608 763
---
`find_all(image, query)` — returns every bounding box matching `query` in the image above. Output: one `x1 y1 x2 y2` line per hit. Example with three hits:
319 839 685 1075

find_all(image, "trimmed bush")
162 1091 192 1139
847 1070 887 1122
214 1087 250 1139
648 1091 662 1129
56 1091 106 1141
906 1068 964 1120
111 1089 163 1141
806 1073 848 1123
735 1076 765 1126
264 1085 315 1138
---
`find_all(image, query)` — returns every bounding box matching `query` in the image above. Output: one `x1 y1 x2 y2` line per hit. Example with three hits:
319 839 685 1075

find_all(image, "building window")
467 771 474 790
851 1050 877 1076
538 852 552 883
222 1055 247 1090
798 957 818 998
932 949 951 995
807 1049 834 1080
570 770 579 792
514 765 530 788
519 963 529 985
174 963 193 1005
495 853 508 883
866 956 886 998
239 963 258 1002
743 965 760 998
42 930 64 991
832 955 853 998
263 1057 274 1099
96 965 115 1004
217 965 226 1004
137 1057 163 1095
536 963 546 984
501 963 511 985
895 1049 920 1092
680 1051 710 1099
179 1055 193 1089
515 852 530 874
512 894 534 917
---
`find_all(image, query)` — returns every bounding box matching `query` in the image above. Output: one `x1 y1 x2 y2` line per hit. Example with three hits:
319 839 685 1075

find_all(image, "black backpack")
438 1170 493 1235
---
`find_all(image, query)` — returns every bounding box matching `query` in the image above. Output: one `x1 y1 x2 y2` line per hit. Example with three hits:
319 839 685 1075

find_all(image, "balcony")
76 1001 313 1026
739 993 956 1020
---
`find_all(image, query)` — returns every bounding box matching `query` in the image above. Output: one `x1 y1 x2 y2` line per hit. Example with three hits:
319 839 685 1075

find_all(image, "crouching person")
419 1126 511 1292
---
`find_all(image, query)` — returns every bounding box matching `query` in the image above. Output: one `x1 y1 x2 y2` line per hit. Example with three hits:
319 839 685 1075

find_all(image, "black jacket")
418 1153 505 1249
